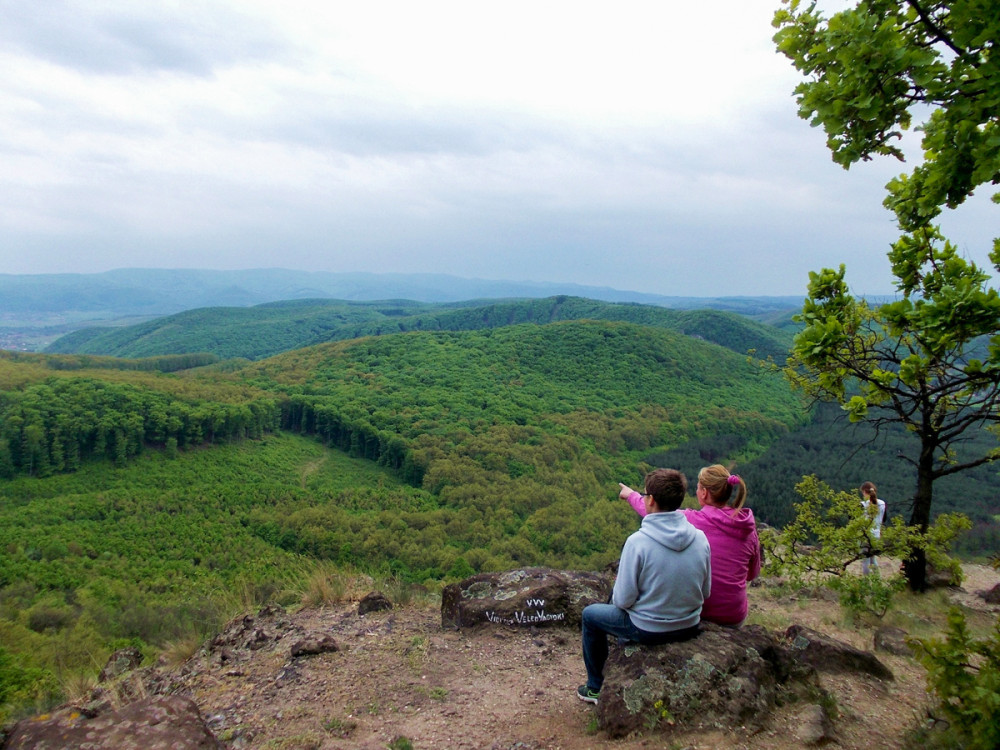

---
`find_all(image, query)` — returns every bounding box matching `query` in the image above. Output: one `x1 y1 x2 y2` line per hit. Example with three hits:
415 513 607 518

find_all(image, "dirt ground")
159 563 1000 750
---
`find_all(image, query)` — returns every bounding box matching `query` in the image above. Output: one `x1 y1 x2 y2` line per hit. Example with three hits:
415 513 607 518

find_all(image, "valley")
1 290 997 742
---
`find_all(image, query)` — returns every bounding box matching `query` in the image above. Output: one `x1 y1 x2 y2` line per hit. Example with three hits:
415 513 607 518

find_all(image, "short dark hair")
644 468 688 512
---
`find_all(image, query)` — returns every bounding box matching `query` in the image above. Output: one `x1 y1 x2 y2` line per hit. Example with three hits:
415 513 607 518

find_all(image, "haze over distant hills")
0 268 803 351
0 268 804 317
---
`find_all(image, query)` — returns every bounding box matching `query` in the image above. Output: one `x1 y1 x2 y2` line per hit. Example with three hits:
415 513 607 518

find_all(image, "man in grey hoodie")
577 468 711 704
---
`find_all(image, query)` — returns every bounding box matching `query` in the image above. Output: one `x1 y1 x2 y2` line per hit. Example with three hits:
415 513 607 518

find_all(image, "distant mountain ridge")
0 268 803 319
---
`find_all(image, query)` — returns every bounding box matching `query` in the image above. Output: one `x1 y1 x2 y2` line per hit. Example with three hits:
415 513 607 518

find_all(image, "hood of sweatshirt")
638 511 700 552
684 505 757 541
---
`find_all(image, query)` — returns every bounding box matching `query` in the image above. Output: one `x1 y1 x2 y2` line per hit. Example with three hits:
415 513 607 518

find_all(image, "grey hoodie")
612 510 711 633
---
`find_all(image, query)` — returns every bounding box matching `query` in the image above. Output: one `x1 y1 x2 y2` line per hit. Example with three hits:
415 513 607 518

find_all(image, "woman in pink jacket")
619 464 760 626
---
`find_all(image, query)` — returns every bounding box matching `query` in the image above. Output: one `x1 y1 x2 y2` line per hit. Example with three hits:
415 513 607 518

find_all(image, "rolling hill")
45 296 795 362
3 297 999 731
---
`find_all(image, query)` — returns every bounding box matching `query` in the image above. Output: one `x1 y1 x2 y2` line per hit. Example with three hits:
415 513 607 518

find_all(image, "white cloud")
0 0 992 297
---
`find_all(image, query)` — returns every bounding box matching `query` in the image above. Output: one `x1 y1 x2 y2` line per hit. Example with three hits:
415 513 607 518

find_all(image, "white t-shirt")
863 498 886 538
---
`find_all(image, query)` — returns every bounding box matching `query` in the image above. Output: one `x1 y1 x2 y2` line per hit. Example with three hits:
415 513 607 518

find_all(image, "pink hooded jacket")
627 491 760 625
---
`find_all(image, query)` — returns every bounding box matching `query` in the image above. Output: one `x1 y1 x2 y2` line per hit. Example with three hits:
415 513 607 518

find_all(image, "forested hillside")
44 298 433 361
239 319 802 493
0 351 270 477
643 402 1000 552
45 296 794 362
0 434 398 718
0 318 805 720
3 313 997 725
2 271 802 353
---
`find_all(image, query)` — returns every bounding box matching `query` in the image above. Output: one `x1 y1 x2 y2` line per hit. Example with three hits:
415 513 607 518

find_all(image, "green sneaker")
576 685 599 704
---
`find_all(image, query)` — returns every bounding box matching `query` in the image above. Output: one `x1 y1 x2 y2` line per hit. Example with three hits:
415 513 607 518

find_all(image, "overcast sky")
0 0 994 297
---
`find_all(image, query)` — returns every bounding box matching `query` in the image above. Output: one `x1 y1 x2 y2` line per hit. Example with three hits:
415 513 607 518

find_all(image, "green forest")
2 299 998 723
44 296 794 362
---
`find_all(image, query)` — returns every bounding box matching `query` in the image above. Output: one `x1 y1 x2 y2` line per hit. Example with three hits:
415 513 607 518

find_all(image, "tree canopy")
773 0 1000 590
773 0 999 236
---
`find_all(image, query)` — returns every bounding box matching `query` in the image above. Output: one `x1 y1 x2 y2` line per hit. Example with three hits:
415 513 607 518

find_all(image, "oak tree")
773 0 1000 589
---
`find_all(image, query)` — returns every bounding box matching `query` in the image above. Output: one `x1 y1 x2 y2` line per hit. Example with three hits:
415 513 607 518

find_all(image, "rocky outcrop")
2 572 916 747
208 604 288 657
874 625 913 656
795 703 835 745
1 604 353 749
595 622 892 739
785 624 894 680
358 591 393 615
980 582 1000 604
2 696 221 750
926 564 961 588
290 634 340 658
441 567 612 630
596 623 817 737
98 647 143 682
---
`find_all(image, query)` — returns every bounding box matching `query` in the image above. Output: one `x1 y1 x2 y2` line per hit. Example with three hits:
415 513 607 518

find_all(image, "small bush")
379 574 414 608
0 647 60 724
115 599 224 645
322 716 357 737
762 476 970 618
829 572 906 619
60 671 98 704
300 567 348 608
161 634 204 667
910 608 1000 750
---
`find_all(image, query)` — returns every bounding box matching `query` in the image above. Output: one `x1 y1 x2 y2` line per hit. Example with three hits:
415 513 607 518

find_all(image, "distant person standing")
621 463 760 626
860 481 886 575
577 468 710 704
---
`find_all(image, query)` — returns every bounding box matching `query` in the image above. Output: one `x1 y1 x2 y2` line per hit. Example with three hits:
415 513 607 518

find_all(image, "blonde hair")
698 464 747 510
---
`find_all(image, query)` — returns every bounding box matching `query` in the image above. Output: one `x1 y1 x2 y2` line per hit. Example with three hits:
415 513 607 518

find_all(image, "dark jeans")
581 603 699 691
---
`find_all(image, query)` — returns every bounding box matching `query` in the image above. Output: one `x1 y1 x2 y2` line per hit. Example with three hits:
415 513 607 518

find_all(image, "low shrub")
910 608 1000 750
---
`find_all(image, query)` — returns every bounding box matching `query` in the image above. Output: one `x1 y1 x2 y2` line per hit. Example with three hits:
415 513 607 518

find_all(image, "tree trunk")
904 444 936 592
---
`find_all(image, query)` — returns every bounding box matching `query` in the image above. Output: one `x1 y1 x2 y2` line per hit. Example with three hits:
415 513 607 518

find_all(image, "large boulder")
290 634 340 658
874 625 913 657
596 621 893 739
926 563 962 588
980 582 1000 604
784 625 894 680
358 591 393 615
208 606 284 655
2 695 221 750
596 623 818 738
441 567 612 630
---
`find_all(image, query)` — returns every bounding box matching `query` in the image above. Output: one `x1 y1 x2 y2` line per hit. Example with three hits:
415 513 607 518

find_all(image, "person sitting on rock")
620 463 760 627
577 468 710 704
